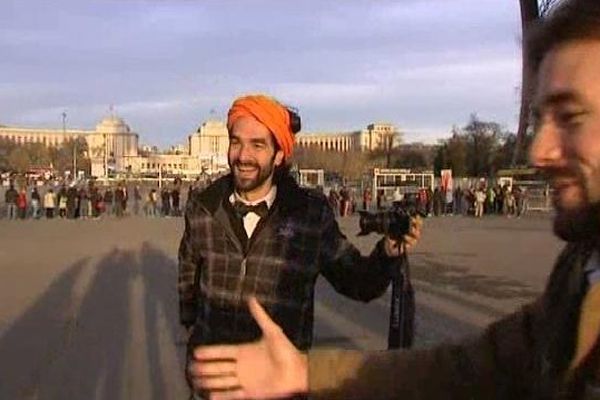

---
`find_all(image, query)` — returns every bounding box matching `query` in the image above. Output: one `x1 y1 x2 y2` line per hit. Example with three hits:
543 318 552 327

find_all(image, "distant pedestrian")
44 189 56 219
66 184 78 219
474 187 486 218
328 189 340 216
433 187 443 216
17 188 27 219
362 188 372 211
4 184 18 220
147 188 158 217
444 189 453 215
114 185 125 218
339 186 349 217
103 188 114 216
30 187 41 219
78 187 90 219
58 186 67 218
133 186 142 216
172 186 181 216
161 187 171 217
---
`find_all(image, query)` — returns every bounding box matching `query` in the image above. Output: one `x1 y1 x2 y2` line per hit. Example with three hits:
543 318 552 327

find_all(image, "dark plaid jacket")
178 174 396 351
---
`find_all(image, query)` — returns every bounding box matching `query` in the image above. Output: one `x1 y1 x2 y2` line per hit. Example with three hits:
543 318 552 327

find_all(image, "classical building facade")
0 115 140 177
188 120 229 173
0 115 231 177
296 122 399 152
1 117 400 177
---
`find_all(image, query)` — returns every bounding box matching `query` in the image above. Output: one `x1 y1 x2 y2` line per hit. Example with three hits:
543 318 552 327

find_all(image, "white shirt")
229 186 277 238
585 250 600 285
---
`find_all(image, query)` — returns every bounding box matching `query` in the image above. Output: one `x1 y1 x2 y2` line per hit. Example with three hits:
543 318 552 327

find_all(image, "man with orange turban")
179 94 421 398
190 2 600 399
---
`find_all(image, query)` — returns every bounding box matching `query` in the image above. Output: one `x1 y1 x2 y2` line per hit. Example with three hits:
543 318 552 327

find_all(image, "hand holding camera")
357 203 424 257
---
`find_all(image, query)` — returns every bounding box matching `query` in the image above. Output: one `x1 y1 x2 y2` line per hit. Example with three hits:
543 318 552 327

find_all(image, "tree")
0 138 16 171
27 143 51 167
434 130 468 176
7 147 30 173
292 146 370 182
434 115 514 177
462 114 507 176
49 137 90 175
391 145 435 170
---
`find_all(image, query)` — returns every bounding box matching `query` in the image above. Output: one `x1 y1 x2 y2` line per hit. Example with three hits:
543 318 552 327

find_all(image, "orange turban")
227 94 295 159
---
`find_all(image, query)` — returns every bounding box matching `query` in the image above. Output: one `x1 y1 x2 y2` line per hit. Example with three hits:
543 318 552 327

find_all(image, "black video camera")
357 201 422 240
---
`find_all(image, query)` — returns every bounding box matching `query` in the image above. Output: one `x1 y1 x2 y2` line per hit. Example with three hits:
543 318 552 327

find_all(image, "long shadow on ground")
0 244 187 400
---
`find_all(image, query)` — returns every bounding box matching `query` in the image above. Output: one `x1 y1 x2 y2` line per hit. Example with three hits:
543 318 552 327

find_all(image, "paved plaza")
0 213 563 399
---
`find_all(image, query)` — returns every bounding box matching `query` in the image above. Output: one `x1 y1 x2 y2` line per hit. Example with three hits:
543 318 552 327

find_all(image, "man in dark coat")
180 94 419 397
188 1 600 399
114 184 125 218
161 187 171 217
66 184 78 219
4 184 18 220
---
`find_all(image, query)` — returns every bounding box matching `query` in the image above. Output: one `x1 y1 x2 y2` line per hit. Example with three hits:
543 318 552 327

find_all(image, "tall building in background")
296 122 399 152
0 114 139 177
188 120 229 173
1 116 401 177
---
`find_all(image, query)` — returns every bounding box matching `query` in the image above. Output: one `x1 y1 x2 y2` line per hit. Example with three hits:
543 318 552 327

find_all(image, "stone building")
0 115 140 177
188 120 229 173
296 122 399 152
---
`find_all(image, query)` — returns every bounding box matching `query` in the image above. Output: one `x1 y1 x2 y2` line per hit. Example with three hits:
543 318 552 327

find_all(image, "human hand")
188 297 308 399
384 215 423 257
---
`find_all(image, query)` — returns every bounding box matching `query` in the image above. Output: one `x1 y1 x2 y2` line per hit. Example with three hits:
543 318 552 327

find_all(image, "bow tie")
233 201 269 218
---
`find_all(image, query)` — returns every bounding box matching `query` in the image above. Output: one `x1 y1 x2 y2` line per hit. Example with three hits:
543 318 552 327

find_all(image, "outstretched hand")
384 215 423 257
188 297 308 399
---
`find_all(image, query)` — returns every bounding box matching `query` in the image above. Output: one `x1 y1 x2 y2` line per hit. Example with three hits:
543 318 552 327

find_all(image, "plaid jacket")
178 174 396 350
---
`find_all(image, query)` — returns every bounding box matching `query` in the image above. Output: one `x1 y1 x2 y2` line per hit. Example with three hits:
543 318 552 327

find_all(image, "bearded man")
178 94 420 396
189 1 600 399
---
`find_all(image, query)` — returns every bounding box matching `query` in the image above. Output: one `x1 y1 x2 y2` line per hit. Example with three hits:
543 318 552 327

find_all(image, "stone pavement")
0 213 563 399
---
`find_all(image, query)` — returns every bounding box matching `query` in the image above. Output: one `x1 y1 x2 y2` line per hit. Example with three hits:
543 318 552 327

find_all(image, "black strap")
388 249 415 349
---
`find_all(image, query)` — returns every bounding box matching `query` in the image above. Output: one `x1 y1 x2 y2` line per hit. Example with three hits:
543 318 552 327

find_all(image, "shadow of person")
138 241 189 399
0 259 89 400
0 245 189 400
36 249 135 400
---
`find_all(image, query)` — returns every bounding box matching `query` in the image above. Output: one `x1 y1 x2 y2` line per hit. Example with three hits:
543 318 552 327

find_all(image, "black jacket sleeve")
318 202 396 302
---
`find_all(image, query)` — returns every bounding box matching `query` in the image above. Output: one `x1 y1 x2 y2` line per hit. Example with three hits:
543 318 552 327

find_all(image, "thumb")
248 297 280 336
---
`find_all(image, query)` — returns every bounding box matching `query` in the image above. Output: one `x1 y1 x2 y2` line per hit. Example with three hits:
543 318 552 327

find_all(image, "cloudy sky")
0 0 523 148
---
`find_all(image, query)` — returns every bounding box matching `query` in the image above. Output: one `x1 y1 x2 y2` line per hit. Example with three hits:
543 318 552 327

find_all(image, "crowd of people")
326 182 530 219
425 183 529 218
3 176 534 222
1 178 202 220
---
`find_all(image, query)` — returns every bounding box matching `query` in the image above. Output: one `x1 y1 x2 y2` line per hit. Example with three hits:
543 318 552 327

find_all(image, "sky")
0 0 523 148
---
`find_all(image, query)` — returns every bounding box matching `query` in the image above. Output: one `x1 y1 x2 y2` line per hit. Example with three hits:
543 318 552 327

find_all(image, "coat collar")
196 173 305 216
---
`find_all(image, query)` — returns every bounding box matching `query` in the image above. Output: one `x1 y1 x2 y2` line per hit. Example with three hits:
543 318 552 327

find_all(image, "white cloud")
0 0 524 147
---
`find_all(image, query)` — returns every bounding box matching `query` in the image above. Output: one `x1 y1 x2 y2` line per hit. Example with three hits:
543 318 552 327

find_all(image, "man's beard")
231 160 275 193
554 202 600 242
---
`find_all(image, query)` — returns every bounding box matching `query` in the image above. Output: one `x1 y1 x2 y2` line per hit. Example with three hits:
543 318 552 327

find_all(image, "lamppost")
103 133 108 182
62 111 77 181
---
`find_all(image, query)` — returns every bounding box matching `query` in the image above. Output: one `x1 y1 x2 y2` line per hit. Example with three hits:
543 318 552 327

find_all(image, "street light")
62 111 77 181
104 133 108 182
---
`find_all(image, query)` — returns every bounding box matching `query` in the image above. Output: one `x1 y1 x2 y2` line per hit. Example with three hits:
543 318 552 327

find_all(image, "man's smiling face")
530 40 600 241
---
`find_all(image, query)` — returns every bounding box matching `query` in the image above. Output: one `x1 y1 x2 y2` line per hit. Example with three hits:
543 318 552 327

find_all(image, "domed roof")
95 116 131 134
